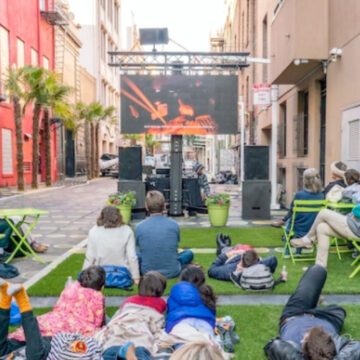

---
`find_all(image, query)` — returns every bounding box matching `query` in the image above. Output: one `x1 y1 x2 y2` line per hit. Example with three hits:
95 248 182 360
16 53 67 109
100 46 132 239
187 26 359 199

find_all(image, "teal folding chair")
282 199 327 264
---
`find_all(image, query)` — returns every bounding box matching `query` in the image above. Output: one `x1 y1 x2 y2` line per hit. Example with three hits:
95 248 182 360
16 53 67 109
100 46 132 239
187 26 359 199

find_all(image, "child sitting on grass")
166 265 216 338
99 271 168 359
10 265 106 342
0 279 102 360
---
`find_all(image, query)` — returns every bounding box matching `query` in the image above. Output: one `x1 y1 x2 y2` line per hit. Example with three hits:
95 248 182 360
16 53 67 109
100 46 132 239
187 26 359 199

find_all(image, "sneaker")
290 238 313 249
352 250 360 259
271 220 285 228
216 233 225 256
230 272 242 289
223 234 232 247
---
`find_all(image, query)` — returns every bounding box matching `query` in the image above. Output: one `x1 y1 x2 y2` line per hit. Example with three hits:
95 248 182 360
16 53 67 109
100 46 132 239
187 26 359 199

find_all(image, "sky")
121 0 227 51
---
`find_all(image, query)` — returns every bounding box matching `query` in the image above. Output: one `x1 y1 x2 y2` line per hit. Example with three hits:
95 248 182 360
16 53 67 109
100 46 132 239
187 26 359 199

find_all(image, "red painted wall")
0 0 56 187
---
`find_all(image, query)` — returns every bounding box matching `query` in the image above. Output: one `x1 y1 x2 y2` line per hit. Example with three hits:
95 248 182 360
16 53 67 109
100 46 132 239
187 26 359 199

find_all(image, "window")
107 0 112 21
17 38 25 68
2 129 13 175
101 30 106 61
0 26 9 97
349 119 360 160
262 16 268 83
42 56 49 70
295 90 309 156
39 0 46 11
31 48 38 66
114 5 119 32
279 102 287 157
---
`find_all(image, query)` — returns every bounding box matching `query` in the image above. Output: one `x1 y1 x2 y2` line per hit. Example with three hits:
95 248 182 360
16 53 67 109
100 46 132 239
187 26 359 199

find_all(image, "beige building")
219 0 360 206
68 0 121 157
54 0 84 178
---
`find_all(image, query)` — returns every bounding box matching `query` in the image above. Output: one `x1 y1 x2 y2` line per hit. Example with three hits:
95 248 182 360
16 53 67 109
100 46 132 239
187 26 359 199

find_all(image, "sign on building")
253 84 271 105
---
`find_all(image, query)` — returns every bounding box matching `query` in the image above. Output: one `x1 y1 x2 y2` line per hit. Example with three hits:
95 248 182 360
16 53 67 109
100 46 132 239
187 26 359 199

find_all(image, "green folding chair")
283 199 327 264
349 239 360 279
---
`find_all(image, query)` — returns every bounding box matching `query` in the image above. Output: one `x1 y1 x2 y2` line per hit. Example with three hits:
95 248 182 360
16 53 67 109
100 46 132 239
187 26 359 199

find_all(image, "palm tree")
4 67 25 191
145 134 160 156
93 105 116 177
42 71 71 186
122 134 142 146
22 66 48 189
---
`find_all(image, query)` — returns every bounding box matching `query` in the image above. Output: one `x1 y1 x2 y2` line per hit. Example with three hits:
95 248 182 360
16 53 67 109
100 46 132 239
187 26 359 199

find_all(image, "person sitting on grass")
83 205 140 284
136 190 193 278
99 271 168 359
0 279 102 360
264 264 360 360
10 266 106 342
166 266 216 338
290 204 360 268
208 247 277 282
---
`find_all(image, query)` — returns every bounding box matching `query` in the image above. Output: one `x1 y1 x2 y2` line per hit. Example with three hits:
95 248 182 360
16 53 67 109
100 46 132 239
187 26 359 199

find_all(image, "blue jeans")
136 249 194 274
103 346 153 360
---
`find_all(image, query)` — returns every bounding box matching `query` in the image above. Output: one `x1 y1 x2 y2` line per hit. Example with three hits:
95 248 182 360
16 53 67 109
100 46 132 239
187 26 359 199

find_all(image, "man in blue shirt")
135 190 193 278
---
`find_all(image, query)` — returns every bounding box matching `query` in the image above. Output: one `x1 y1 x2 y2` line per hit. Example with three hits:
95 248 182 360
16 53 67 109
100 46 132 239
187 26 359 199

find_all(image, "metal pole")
239 98 245 188
271 85 280 209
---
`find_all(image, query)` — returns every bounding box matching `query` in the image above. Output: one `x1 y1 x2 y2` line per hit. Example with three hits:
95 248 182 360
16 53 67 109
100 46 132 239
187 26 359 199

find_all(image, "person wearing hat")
291 204 360 268
323 161 348 197
194 163 210 199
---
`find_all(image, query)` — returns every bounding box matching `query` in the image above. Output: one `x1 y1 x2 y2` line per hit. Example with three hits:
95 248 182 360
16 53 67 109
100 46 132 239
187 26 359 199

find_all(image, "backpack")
239 264 274 291
102 265 133 290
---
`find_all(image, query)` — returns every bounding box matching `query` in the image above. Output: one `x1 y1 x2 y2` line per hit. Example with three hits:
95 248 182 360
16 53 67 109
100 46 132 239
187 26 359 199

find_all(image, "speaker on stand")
242 146 271 220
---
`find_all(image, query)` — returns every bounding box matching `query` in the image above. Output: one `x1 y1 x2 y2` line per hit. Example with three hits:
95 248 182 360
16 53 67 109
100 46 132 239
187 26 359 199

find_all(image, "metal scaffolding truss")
108 51 251 74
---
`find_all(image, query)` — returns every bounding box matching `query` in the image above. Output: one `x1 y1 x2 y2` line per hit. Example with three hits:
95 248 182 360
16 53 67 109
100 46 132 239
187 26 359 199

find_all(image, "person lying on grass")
0 279 102 360
10 266 106 342
208 247 277 282
98 271 169 359
264 264 360 360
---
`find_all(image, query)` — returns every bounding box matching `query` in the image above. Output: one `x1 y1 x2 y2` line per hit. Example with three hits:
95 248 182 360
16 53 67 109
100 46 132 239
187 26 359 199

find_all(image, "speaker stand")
169 135 183 216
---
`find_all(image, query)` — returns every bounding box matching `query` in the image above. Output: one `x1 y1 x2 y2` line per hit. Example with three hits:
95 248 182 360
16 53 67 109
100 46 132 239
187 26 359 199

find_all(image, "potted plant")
108 192 136 225
206 193 231 227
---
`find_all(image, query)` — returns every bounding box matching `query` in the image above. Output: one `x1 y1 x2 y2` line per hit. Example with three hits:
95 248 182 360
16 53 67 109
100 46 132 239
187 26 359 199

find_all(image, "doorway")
65 129 75 177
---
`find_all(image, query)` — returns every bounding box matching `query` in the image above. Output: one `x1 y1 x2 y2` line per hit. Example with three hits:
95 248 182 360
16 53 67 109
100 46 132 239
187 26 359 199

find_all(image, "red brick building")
0 0 56 187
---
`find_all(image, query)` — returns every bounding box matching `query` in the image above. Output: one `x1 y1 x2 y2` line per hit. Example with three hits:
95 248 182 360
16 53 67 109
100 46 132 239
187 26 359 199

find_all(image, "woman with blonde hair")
170 341 225 360
83 205 140 284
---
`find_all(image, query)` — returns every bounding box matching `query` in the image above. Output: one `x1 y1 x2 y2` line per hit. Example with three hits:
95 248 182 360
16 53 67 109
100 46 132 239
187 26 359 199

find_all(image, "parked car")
99 153 118 177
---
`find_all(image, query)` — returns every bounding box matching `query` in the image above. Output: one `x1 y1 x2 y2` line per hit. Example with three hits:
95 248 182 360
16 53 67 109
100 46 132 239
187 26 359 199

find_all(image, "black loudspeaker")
117 180 146 219
139 28 169 45
169 135 183 216
118 146 142 181
242 180 271 220
244 146 269 180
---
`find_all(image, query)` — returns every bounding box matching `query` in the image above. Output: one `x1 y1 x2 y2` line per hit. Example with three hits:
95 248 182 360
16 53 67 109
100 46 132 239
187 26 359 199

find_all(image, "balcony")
270 0 329 84
40 0 68 26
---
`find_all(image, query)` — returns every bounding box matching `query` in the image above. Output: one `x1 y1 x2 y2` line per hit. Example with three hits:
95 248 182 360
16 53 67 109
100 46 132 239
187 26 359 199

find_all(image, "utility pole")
271 85 280 209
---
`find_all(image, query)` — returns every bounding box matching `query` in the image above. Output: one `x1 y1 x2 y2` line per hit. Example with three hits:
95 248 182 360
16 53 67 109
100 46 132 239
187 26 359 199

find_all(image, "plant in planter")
108 192 136 225
206 193 231 227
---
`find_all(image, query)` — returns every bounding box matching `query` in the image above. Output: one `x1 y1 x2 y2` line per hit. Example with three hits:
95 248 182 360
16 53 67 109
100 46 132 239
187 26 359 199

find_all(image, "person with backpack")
208 248 277 286
265 264 360 360
0 279 102 360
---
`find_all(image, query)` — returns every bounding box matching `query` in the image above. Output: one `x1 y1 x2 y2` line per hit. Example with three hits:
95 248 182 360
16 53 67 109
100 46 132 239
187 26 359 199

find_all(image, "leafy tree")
145 134 160 156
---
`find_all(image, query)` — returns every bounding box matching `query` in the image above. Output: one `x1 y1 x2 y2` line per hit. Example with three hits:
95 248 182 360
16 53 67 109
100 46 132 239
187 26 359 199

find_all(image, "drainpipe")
271 85 280 209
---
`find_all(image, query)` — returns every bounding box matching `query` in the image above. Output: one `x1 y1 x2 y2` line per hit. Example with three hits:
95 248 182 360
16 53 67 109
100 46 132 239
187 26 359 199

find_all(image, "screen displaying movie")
120 75 238 135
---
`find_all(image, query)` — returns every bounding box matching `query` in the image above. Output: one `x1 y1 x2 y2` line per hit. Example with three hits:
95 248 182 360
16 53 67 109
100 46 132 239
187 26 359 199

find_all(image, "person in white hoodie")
83 206 140 284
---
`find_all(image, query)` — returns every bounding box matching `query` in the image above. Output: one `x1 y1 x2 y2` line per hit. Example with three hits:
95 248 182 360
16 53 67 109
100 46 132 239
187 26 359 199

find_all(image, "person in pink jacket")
10 266 106 341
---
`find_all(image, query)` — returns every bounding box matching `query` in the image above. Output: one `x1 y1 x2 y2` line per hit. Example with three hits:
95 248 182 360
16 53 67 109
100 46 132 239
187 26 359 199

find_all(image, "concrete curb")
29 294 360 308
0 185 65 202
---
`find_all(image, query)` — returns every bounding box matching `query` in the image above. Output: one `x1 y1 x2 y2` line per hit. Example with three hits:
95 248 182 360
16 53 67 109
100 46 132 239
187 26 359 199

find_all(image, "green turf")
15 305 360 360
179 227 283 248
27 250 360 297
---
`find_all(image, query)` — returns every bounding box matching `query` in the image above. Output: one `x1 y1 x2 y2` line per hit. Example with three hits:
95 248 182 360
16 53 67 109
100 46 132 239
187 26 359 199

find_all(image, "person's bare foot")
125 343 137 360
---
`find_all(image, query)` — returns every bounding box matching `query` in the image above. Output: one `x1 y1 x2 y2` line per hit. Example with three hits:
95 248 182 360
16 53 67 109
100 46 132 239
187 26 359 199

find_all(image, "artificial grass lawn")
179 227 283 248
28 250 360 297
18 305 360 360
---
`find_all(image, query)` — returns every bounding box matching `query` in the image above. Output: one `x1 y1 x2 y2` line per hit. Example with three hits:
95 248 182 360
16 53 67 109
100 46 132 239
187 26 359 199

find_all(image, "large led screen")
120 75 238 135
